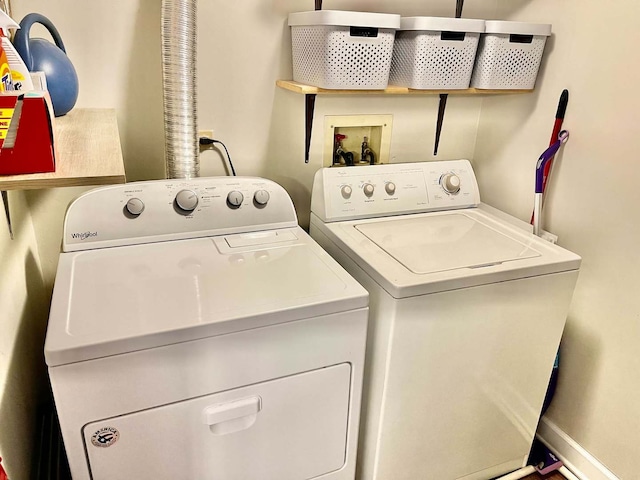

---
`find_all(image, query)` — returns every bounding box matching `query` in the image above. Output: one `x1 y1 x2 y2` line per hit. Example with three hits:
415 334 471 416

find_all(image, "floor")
523 472 566 480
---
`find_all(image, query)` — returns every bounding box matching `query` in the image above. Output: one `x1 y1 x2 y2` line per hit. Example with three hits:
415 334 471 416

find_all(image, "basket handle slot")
509 34 534 44
350 26 378 38
441 31 466 41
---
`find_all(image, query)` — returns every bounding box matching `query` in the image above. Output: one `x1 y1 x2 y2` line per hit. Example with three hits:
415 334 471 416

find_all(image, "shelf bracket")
304 93 316 163
433 0 464 155
434 94 448 155
2 191 13 239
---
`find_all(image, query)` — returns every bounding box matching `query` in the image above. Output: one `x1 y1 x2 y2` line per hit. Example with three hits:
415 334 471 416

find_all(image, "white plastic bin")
389 17 485 90
471 21 551 90
288 10 401 89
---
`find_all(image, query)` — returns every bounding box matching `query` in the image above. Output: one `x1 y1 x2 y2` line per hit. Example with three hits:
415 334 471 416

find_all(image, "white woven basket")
289 10 400 89
390 17 485 90
471 21 551 90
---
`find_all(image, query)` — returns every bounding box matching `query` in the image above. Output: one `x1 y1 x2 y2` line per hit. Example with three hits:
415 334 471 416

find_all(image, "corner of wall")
0 190 49 479
537 416 620 480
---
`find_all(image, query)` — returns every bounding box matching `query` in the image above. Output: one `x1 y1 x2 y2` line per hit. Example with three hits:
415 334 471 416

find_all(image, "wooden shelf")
0 108 126 190
276 80 533 96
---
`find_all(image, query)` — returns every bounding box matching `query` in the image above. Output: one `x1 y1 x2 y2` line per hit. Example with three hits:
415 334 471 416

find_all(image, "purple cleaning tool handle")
535 143 559 192
535 130 569 193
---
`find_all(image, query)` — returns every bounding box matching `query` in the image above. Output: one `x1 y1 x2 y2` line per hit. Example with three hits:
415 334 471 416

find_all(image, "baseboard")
536 416 619 480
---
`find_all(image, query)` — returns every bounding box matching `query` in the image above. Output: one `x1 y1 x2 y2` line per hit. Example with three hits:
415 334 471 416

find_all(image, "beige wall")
475 1 640 478
12 0 493 286
6 0 637 478
0 191 48 479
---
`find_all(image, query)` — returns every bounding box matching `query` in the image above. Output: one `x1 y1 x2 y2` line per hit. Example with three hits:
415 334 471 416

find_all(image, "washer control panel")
64 177 297 252
311 160 480 222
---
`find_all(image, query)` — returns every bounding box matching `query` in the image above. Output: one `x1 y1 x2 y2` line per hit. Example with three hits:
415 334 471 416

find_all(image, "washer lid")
45 228 368 366
355 213 539 274
313 206 580 299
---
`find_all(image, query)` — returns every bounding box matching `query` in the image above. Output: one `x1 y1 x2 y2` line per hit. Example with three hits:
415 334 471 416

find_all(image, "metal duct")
161 0 199 179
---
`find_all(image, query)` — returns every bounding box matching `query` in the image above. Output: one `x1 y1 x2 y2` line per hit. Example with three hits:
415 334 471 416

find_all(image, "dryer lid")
355 213 539 274
45 228 368 366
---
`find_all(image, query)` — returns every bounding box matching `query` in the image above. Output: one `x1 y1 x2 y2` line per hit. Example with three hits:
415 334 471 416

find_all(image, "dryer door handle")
202 396 262 426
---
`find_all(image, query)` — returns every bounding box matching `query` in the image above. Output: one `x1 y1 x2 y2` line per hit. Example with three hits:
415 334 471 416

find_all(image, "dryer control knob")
227 190 244 208
125 197 145 216
253 189 270 206
385 182 396 195
363 183 375 197
441 173 461 194
175 189 199 211
341 185 352 199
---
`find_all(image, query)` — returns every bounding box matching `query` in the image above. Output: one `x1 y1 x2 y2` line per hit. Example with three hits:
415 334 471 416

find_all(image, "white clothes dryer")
309 160 580 480
45 177 368 480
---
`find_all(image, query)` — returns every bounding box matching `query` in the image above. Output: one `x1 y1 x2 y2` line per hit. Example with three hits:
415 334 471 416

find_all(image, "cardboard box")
0 92 55 175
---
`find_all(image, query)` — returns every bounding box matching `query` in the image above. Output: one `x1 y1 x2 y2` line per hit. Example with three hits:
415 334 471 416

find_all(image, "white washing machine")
309 160 581 480
45 177 368 480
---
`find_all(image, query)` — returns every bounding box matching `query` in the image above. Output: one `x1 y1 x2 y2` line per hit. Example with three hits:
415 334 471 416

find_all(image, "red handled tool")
0 456 8 480
530 89 569 224
543 90 569 192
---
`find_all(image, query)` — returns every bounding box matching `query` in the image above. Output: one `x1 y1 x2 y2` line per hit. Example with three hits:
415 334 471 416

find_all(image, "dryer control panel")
63 177 298 252
311 160 481 222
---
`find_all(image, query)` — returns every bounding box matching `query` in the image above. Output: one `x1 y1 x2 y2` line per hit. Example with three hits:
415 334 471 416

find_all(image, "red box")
0 92 56 175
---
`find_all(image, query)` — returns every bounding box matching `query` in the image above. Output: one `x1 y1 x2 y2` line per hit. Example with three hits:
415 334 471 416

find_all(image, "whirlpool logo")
71 231 98 241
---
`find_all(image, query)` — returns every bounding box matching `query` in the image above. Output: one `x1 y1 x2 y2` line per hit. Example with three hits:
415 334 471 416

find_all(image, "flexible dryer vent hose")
161 0 199 179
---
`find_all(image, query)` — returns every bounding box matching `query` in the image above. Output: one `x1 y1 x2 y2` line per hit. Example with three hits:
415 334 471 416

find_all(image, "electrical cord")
199 137 237 176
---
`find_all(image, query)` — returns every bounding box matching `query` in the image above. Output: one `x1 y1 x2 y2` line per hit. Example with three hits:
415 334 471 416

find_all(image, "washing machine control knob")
440 173 461 194
227 191 244 208
341 185 352 199
385 182 396 195
175 189 199 211
363 183 375 197
125 197 145 216
253 189 270 206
